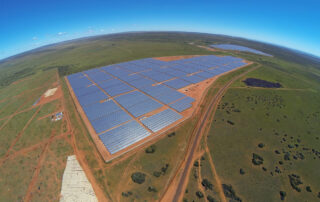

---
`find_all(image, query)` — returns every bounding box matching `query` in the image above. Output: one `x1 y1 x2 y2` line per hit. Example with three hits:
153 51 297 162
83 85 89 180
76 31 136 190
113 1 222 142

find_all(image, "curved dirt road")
171 65 259 202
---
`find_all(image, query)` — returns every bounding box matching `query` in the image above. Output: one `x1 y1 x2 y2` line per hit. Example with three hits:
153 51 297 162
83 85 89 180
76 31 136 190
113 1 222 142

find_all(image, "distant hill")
0 31 319 87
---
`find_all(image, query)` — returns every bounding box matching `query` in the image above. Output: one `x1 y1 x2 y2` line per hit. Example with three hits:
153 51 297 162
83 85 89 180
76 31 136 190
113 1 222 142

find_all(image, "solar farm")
210 44 272 56
66 55 248 161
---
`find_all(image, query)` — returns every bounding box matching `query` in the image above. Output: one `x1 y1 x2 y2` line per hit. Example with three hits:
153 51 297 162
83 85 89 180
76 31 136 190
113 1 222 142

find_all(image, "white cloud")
32 36 38 40
57 32 67 36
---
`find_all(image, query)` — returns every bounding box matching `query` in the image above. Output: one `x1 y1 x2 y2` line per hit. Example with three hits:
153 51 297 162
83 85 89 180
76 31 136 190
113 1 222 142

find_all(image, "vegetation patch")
288 174 303 192
167 132 176 137
131 172 146 184
279 191 286 201
121 191 132 197
243 78 282 88
201 179 213 190
252 153 264 165
222 184 242 201
147 186 157 192
207 195 218 202
145 145 156 153
196 191 204 198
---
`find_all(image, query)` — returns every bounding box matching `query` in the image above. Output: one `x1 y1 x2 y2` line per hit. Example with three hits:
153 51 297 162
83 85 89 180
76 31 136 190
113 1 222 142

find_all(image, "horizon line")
1 30 319 62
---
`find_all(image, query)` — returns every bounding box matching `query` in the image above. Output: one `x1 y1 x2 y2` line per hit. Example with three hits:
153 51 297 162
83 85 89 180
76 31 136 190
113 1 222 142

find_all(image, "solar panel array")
141 109 183 132
210 44 272 56
100 120 151 154
67 55 247 155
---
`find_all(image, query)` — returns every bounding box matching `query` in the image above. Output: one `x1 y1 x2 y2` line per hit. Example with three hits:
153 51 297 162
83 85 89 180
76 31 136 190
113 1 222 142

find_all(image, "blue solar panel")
88 72 113 83
68 72 85 81
91 110 132 134
99 120 151 154
84 68 101 76
82 100 122 121
77 90 108 106
163 78 191 89
127 77 155 88
123 65 149 73
141 84 172 97
182 75 206 83
141 109 183 132
119 74 144 82
98 79 124 89
165 69 187 77
195 71 215 79
153 90 185 104
101 65 132 77
104 83 134 97
170 96 195 112
127 98 163 117
172 64 199 74
115 91 150 109
140 70 174 82
73 84 100 97
68 77 92 89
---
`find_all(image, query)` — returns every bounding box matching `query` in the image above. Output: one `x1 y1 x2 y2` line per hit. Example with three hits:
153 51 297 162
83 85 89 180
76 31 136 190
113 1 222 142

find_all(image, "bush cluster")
288 174 303 192
145 145 156 153
252 153 264 165
131 172 146 184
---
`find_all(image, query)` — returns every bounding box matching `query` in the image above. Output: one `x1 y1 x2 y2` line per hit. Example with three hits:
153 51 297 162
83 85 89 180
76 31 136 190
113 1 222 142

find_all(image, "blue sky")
1 0 319 60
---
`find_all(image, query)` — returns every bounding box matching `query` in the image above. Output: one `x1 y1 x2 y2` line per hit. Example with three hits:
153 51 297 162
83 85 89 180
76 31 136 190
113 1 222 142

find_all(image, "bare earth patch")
60 155 97 202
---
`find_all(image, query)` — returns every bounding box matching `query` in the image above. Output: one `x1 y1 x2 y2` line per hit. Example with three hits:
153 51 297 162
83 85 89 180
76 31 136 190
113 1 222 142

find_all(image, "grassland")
0 68 73 201
0 32 319 201
202 55 320 201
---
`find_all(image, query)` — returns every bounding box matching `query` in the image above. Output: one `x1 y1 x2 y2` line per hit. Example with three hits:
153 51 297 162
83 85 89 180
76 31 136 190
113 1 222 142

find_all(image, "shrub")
147 186 157 192
145 145 156 153
207 195 218 202
194 161 199 167
131 172 146 184
222 184 242 201
168 132 176 137
227 120 235 125
279 191 286 200
288 174 303 192
252 153 264 165
153 171 161 177
258 143 265 148
284 153 290 161
201 179 213 190
161 164 169 174
240 168 245 175
196 191 204 198
121 191 132 197
306 186 312 192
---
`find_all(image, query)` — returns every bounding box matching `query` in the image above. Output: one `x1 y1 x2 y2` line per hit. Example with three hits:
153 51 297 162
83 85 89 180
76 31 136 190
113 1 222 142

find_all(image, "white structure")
60 155 97 202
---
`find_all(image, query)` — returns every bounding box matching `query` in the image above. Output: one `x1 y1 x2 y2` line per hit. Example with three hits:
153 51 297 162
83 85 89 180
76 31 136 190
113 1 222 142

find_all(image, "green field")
0 32 319 201
205 57 320 201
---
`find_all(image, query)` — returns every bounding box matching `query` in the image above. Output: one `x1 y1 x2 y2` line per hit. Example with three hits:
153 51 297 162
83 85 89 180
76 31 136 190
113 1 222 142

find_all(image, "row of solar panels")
67 55 247 155
80 88 195 134
99 108 183 154
68 55 246 92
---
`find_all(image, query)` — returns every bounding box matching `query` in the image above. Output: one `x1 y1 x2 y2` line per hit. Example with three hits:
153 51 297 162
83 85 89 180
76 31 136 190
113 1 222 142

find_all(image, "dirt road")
171 66 259 202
